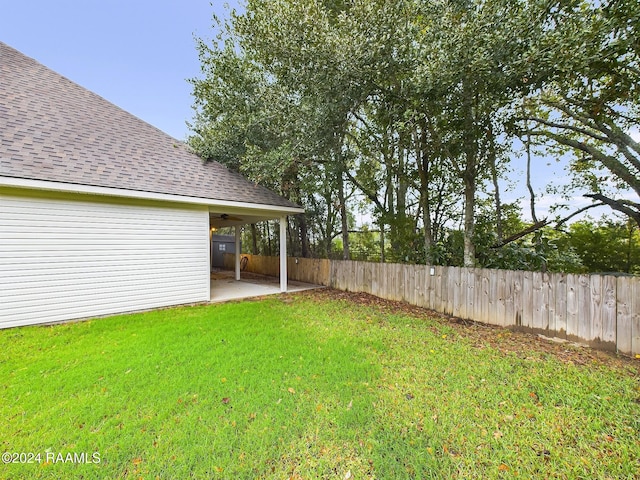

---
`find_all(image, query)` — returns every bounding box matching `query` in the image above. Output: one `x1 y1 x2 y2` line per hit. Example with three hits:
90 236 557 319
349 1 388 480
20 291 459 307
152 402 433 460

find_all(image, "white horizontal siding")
0 191 210 328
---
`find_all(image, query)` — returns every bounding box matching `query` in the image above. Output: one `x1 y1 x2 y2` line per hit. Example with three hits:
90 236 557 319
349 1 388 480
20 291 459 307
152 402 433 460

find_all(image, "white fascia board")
0 176 305 215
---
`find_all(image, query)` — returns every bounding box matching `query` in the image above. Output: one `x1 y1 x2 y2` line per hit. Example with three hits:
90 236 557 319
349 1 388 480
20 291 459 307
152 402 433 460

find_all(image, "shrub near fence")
223 254 640 356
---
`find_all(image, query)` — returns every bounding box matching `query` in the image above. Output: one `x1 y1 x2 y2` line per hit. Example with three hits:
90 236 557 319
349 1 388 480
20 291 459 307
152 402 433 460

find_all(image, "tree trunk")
324 189 335 259
416 127 434 264
462 78 477 268
250 223 258 255
297 214 310 258
266 221 272 257
379 219 385 263
338 170 350 260
489 126 503 242
525 130 546 271
463 168 476 267
526 130 539 224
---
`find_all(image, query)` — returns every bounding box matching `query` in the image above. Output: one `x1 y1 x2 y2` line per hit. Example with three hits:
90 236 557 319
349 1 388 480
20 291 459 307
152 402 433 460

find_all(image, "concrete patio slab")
210 270 322 303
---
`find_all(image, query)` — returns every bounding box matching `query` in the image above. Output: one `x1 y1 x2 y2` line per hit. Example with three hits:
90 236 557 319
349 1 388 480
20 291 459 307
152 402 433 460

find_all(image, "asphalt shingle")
0 42 300 209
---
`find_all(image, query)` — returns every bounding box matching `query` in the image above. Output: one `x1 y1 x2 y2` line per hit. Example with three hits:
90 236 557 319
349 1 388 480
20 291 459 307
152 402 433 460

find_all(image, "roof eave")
0 176 305 215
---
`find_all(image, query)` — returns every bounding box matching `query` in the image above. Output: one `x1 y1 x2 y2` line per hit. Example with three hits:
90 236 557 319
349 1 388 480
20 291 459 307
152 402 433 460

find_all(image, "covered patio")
209 210 293 292
209 207 321 302
210 269 321 303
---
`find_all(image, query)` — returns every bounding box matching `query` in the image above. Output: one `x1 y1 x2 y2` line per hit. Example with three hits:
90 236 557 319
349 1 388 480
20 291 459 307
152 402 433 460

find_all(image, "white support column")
280 216 287 292
235 225 241 281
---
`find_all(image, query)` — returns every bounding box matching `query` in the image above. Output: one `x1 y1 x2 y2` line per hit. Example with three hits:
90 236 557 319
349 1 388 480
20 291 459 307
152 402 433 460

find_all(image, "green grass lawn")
1 290 638 479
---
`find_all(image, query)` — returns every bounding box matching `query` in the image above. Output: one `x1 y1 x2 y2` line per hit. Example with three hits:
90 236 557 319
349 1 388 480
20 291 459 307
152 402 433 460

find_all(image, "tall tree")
518 0 640 226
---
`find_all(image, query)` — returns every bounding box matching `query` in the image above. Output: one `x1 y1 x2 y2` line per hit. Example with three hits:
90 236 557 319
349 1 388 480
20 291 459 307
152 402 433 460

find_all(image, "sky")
1 0 239 141
2 1 636 224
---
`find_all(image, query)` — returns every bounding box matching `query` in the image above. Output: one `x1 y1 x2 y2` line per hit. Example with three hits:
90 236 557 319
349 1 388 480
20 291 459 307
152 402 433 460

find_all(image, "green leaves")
190 0 640 264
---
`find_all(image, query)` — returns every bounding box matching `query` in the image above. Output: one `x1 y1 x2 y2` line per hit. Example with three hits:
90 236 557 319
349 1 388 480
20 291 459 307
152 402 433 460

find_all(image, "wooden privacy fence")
226 254 640 356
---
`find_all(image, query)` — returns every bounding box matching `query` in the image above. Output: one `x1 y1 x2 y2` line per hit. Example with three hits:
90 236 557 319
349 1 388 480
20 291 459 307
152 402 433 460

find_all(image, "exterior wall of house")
0 187 210 328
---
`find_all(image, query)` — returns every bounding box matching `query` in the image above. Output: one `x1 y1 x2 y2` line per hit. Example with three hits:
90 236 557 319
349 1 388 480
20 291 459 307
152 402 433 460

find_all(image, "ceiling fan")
211 213 243 222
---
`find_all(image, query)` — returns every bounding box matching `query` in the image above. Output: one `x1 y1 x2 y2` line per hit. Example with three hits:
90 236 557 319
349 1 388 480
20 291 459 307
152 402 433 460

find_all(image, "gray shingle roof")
0 42 300 210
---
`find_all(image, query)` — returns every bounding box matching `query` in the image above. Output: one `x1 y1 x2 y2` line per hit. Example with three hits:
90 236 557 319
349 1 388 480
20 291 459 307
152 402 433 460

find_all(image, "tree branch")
584 193 640 227
491 201 613 248
519 115 610 143
490 219 549 249
532 131 640 195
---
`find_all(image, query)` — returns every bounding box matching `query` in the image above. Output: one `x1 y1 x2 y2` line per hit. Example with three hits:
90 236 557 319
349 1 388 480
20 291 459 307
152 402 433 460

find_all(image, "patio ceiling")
209 206 297 228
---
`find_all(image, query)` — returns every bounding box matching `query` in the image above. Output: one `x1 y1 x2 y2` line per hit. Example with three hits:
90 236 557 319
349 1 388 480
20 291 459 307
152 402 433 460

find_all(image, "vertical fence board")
323 258 331 285
377 263 386 298
436 267 449 313
329 260 337 289
410 264 417 304
427 266 436 310
474 269 482 323
578 274 591 342
321 258 331 285
380 263 388 299
473 269 482 323
336 260 342 290
414 265 425 307
401 263 408 302
490 270 499 325
426 265 434 310
513 271 523 328
395 263 404 302
522 271 533 329
532 272 542 330
554 273 567 339
405 264 415 304
353 261 359 292
412 265 420 306
434 266 443 312
589 275 603 343
302 258 310 284
491 270 502 326
616 276 632 355
451 267 462 318
504 270 514 327
340 260 348 291
533 272 550 332
602 275 617 344
344 260 351 292
566 274 579 339
341 260 349 291
480 269 491 324
631 279 640 356
386 263 395 301
331 260 338 290
467 267 477 321
370 263 378 297
500 269 511 328
456 268 467 320
547 273 557 333
358 261 365 294
542 272 551 331
442 266 450 314
464 268 474 320
422 265 430 309
461 267 469 319
394 263 401 300
473 269 483 322
444 267 454 316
